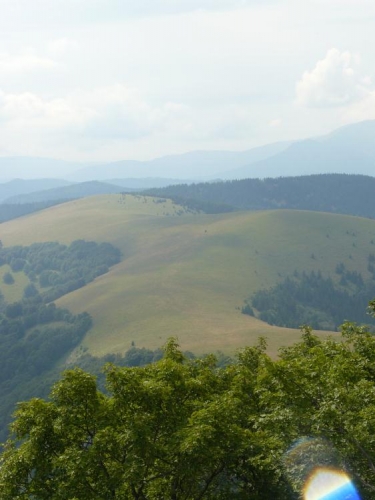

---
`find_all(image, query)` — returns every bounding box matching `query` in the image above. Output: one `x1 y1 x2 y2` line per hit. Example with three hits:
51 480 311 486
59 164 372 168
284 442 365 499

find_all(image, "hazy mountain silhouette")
0 178 73 203
69 142 291 181
224 120 375 179
2 120 375 182
3 181 123 204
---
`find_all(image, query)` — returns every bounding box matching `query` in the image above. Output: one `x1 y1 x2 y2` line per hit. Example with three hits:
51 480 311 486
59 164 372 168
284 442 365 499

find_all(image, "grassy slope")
0 266 29 302
2 194 375 357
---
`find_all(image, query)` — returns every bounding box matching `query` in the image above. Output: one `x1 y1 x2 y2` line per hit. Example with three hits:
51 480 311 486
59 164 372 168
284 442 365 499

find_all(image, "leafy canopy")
3 316 375 498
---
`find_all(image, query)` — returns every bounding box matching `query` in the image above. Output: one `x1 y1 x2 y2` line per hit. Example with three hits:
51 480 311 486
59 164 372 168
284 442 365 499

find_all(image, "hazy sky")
0 0 374 161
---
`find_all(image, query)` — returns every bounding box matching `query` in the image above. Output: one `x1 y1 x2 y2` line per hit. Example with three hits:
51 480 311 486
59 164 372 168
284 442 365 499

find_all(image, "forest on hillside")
146 174 375 218
3 174 375 226
243 257 375 330
0 239 121 441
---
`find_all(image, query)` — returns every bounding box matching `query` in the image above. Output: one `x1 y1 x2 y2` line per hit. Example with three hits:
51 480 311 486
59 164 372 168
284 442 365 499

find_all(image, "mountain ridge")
1 119 374 183
225 120 375 179
3 180 124 204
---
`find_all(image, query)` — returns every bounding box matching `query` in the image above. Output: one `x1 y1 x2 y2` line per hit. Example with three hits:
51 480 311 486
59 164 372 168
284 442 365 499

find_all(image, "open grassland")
0 266 29 303
2 194 375 356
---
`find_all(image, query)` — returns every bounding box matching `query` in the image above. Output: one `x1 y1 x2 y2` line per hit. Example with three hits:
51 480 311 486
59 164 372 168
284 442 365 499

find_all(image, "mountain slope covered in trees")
146 174 375 218
0 240 121 441
243 264 375 330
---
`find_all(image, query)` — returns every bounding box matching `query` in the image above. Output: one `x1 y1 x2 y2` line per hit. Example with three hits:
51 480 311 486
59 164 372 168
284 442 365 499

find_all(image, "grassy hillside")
0 266 29 302
2 194 375 357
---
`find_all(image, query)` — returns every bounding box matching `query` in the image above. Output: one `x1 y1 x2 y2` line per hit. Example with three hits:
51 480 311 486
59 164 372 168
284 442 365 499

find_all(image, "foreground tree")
3 309 375 498
0 339 289 499
258 323 375 498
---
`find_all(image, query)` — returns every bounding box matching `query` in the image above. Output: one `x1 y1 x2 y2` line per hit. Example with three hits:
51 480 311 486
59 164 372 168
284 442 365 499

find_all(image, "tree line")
243 259 375 330
145 173 375 218
0 239 121 301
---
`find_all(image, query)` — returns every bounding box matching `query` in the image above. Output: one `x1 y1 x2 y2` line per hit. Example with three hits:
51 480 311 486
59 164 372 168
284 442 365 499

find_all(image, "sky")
0 0 374 162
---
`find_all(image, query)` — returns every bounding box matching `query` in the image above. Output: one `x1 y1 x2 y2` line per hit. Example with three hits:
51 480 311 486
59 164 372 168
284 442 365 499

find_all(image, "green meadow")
2 194 375 357
0 265 29 303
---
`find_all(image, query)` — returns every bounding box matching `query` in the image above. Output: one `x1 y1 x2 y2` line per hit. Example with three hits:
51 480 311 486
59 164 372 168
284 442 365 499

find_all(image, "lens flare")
304 468 360 500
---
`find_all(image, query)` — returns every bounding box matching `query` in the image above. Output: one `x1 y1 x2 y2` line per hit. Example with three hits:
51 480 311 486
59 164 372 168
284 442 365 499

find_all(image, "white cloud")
76 85 191 140
0 0 278 28
0 84 192 157
204 105 256 140
48 38 79 56
0 49 58 74
342 91 375 123
269 118 282 127
112 0 275 16
0 81 264 158
296 48 371 108
0 0 374 160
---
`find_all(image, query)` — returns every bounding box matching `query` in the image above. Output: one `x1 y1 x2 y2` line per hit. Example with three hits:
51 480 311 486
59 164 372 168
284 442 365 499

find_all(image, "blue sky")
0 0 374 161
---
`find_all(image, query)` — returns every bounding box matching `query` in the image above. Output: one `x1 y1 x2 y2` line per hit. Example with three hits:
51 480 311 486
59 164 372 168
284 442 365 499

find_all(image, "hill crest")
2 194 375 358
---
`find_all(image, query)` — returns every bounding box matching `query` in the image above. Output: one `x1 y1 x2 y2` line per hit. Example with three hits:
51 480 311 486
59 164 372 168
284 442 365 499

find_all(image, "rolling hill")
2 194 375 358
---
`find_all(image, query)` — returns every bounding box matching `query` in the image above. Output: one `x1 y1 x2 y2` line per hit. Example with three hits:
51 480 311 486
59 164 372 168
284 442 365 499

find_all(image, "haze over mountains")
4 181 123 204
69 141 292 181
0 178 73 203
224 120 375 180
0 157 82 181
0 119 374 183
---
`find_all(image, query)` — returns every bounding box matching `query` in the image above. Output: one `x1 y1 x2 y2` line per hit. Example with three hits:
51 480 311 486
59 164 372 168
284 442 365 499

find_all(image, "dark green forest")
145 174 375 217
1 324 375 498
4 174 375 224
243 256 375 330
0 239 121 301
0 240 121 441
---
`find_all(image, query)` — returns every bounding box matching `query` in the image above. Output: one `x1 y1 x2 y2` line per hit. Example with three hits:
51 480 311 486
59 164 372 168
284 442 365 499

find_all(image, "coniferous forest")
242 257 375 330
146 174 375 218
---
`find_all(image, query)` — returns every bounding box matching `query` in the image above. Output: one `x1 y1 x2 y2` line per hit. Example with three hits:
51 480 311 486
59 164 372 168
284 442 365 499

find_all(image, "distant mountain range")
224 120 375 179
0 119 374 182
3 181 123 204
0 178 73 203
0 179 196 204
68 141 291 181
